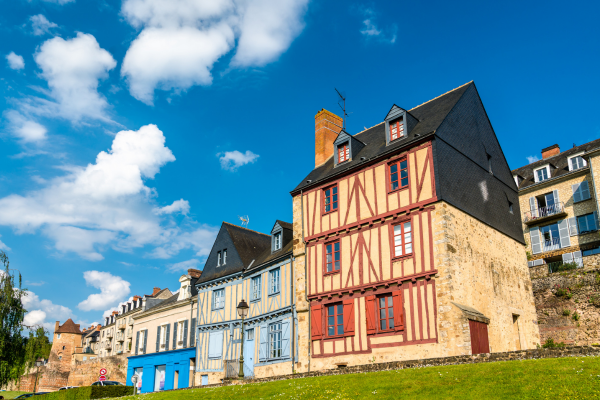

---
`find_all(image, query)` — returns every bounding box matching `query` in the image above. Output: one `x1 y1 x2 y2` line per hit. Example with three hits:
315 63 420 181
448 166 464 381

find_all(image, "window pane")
326 253 332 263
394 225 401 234
334 251 340 261
389 318 394 328
390 164 397 173
404 222 411 232
325 189 330 197
333 187 337 195
337 304 343 314
401 169 408 178
395 246 402 256
328 326 334 336
401 177 409 187
379 297 385 308
328 306 334 315
405 243 412 253
337 315 343 325
333 194 338 203
334 261 340 270
328 316 334 326
338 325 344 335
326 244 332 254
387 296 393 307
380 320 386 330
334 242 339 251
380 308 386 319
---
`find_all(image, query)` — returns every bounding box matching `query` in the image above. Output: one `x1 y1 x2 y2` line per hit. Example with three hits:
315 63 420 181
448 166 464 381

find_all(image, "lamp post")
33 359 43 393
236 300 249 379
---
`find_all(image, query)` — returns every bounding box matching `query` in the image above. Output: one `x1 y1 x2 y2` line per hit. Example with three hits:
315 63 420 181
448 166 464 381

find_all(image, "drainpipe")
587 152 600 224
190 289 194 388
291 254 295 374
300 189 311 373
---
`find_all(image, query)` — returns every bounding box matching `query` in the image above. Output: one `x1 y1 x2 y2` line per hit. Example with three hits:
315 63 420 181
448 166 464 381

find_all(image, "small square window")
323 185 338 213
389 159 408 191
246 328 254 341
535 167 549 182
569 156 586 171
325 241 340 273
393 221 412 257
213 289 225 309
389 118 404 141
338 143 350 163
327 303 344 337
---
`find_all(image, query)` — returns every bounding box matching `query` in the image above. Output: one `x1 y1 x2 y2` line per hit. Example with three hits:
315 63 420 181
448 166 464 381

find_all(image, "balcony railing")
524 202 566 224
224 360 254 380
106 330 113 338
126 329 133 338
542 238 561 252
117 320 126 330
83 347 94 354
128 317 134 326
116 332 125 342
104 342 112 349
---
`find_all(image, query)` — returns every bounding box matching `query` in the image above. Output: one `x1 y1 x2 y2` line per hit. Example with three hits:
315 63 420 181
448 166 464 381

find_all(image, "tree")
0 250 27 387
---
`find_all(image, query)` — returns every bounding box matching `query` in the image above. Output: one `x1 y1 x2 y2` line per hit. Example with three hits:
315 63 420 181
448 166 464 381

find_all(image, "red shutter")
311 303 323 340
392 291 405 332
365 295 377 335
343 299 355 336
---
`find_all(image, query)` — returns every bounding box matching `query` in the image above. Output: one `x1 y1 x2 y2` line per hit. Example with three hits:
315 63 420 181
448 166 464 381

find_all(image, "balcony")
126 329 133 338
117 320 126 330
128 317 134 326
542 238 561 253
104 342 112 350
524 202 566 225
116 332 125 342
106 330 113 338
83 347 94 354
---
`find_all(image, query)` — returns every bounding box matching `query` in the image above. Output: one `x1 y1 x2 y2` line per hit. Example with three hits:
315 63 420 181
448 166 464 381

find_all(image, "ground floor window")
154 365 166 392
269 323 282 358
133 367 143 390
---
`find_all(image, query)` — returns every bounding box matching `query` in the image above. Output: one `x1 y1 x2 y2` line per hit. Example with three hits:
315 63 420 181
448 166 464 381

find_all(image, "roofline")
133 297 195 319
246 249 293 274
408 81 473 112
290 131 436 196
516 166 590 195
223 221 270 237
585 147 600 157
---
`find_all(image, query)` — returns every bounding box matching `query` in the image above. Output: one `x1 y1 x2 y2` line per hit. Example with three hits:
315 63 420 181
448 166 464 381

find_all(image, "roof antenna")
335 88 349 131
238 215 249 228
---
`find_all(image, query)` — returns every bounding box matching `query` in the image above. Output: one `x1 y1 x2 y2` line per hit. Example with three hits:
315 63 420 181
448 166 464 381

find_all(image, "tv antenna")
238 215 250 228
335 88 349 131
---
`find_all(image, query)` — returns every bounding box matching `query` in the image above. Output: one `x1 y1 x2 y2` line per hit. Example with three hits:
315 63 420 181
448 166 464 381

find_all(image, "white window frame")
251 276 261 301
274 232 282 250
268 322 283 359
217 251 221 266
223 249 227 265
160 324 167 346
213 289 225 310
269 268 280 295
533 165 550 183
568 152 586 171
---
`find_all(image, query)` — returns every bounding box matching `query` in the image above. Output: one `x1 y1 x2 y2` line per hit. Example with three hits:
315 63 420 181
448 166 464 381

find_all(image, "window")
486 153 493 175
572 181 591 203
535 167 549 182
327 304 344 337
389 159 408 191
508 201 513 214
325 241 340 273
338 143 349 162
569 155 586 171
577 213 597 234
246 328 254 341
323 185 338 213
57 334 61 339
269 323 282 358
540 223 560 251
393 221 412 257
377 295 394 331
274 232 282 250
583 246 600 256
213 289 225 309
269 268 280 294
223 249 227 265
177 322 185 343
208 331 223 359
217 251 221 266
389 118 404 141
251 276 261 300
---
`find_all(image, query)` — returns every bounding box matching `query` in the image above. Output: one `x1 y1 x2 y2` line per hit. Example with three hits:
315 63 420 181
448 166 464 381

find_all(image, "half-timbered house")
291 82 540 372
194 221 296 385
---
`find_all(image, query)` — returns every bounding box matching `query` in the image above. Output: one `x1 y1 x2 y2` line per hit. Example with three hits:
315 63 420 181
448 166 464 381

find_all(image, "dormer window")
274 232 282 251
390 117 404 141
569 154 586 171
338 143 349 162
223 249 227 265
534 165 550 183
217 251 221 266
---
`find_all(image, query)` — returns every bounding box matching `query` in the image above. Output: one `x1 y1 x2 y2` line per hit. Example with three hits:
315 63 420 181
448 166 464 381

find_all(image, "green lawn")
120 356 600 400
1 392 29 399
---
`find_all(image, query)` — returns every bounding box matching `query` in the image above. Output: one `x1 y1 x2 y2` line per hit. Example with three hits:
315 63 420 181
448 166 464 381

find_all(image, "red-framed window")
338 143 350 162
323 185 338 213
393 221 412 257
327 303 344 337
389 159 408 191
325 241 340 273
390 118 404 141
377 294 394 331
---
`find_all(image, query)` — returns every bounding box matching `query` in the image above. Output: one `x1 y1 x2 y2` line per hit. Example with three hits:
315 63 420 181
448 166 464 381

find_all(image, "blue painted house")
195 221 296 385
126 270 202 393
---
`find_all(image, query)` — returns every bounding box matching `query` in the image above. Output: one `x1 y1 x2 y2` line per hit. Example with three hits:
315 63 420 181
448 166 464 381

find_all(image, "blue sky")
1 0 599 333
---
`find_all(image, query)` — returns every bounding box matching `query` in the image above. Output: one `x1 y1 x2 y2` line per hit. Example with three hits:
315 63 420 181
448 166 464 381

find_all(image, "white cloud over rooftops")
78 271 131 311
22 290 74 334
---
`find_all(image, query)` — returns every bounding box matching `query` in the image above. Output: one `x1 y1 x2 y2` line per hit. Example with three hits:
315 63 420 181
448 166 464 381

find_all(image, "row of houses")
53 81 600 393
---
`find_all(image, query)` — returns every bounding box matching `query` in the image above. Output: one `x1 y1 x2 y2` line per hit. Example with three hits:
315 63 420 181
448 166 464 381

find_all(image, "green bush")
555 262 578 272
542 338 566 348
562 309 571 316
36 386 134 400
572 312 580 321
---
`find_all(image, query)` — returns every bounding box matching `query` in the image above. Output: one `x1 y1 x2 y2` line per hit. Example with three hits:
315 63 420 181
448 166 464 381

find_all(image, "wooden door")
469 320 490 354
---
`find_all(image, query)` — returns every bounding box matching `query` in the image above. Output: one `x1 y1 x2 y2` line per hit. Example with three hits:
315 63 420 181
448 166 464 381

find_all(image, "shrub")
562 309 571 316
555 262 578 272
572 312 580 321
554 285 573 298
542 338 566 348
36 386 134 400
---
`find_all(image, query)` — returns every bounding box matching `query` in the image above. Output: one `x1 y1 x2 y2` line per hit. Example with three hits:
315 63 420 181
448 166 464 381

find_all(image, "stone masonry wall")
67 354 128 387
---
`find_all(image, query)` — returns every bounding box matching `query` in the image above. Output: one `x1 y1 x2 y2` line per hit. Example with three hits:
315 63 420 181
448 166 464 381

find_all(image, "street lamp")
236 300 249 379
33 359 43 393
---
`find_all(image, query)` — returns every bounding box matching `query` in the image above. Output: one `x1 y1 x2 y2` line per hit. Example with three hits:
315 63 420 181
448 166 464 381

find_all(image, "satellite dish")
238 215 249 227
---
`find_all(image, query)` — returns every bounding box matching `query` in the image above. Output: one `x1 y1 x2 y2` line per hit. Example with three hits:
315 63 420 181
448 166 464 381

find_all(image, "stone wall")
67 354 128 387
532 264 600 345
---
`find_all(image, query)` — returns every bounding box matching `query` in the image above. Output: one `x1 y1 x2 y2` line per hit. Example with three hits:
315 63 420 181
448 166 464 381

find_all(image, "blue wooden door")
244 328 255 376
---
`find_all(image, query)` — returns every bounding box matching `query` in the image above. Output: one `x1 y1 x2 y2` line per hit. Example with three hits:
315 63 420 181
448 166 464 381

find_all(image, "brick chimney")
55 321 60 332
542 144 560 159
315 109 343 168
188 268 202 278
111 311 118 316
152 287 161 296
133 295 141 301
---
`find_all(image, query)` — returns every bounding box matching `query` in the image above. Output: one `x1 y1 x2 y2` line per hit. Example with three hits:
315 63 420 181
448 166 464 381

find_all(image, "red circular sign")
99 376 107 382
99 368 107 375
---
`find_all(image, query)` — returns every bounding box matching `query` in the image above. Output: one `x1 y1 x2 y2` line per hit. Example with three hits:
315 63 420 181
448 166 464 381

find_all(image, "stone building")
512 140 600 269
37 319 83 391
290 82 540 372
126 269 201 393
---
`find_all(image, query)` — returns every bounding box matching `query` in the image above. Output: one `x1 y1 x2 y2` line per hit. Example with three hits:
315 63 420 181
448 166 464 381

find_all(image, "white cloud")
30 33 116 123
527 155 540 164
167 258 199 272
154 199 190 215
6 52 25 70
78 271 131 311
42 0 75 4
0 235 10 251
22 290 74 333
30 14 58 36
359 8 396 44
218 150 259 171
5 111 48 143
149 225 218 259
25 280 46 286
120 0 309 104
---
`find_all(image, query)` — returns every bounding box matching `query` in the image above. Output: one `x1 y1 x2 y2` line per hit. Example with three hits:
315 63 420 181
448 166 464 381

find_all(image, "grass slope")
123 356 600 400
1 392 29 399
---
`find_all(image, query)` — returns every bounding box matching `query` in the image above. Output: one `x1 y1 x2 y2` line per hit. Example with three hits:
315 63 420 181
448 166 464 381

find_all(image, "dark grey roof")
248 221 293 272
511 138 600 190
291 82 472 194
144 293 180 312
274 220 293 231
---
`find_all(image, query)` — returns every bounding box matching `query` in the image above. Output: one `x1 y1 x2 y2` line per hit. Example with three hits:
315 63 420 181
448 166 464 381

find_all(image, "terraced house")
100 294 147 357
512 140 600 271
291 82 540 372
194 221 295 385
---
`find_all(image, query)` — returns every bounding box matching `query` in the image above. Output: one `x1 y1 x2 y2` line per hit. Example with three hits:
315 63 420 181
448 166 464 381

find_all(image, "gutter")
583 151 600 226
517 167 590 195
300 188 310 373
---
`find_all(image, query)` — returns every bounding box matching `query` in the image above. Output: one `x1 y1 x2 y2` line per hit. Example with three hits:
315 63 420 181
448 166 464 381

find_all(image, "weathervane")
335 88 349 131
238 215 250 228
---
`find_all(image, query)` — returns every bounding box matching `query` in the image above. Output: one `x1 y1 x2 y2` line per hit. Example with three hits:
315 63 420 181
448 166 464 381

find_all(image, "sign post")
99 375 107 382
131 374 139 395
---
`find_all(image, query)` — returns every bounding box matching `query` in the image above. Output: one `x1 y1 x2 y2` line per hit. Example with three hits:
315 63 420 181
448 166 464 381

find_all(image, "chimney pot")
314 109 343 168
541 144 560 159
152 287 161 296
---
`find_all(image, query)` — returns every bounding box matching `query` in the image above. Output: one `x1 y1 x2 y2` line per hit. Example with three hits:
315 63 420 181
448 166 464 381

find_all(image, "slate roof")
55 319 82 334
144 292 180 312
247 221 293 272
511 138 600 190
275 220 293 231
224 223 271 266
291 82 473 194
